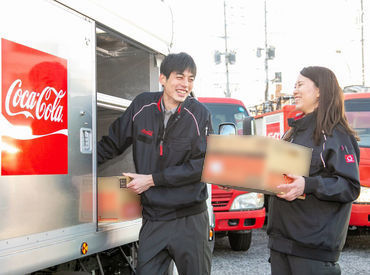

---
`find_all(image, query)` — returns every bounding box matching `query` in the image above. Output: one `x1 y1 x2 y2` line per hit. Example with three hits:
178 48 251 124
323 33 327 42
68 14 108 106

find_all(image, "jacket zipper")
159 113 180 157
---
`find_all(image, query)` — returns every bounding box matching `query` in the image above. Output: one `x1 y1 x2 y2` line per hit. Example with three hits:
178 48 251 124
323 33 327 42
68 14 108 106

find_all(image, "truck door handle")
80 128 92 154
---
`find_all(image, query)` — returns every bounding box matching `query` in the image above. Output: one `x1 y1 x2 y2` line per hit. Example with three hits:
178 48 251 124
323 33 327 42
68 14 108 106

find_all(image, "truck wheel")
228 231 252 251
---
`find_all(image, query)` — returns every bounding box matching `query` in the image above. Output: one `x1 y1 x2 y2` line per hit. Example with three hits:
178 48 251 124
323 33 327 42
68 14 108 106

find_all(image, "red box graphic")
1 38 68 175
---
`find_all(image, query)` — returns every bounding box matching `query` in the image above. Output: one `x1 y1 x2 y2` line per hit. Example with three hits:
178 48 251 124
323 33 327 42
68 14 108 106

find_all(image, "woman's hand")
276 174 305 201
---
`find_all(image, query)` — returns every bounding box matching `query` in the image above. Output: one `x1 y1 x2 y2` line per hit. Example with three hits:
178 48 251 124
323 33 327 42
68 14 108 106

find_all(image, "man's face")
160 69 195 109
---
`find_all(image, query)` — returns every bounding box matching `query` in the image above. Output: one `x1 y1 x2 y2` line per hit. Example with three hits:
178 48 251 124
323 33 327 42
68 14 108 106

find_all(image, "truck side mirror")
243 117 255 136
219 123 236 135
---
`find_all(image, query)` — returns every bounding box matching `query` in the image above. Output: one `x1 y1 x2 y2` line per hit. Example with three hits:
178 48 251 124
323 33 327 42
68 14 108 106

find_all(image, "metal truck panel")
0 220 141 274
0 0 99 273
55 0 172 55
0 0 95 242
0 0 176 272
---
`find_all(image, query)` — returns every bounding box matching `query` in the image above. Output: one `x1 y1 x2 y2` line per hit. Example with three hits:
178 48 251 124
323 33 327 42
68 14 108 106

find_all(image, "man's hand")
276 174 305 201
124 172 155 194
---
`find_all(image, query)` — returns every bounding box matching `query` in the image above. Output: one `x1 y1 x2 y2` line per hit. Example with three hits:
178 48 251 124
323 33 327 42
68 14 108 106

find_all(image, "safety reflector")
81 242 88 255
209 229 214 241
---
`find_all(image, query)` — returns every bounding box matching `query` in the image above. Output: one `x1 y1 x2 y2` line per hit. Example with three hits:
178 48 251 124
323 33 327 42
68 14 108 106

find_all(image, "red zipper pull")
160 144 163 156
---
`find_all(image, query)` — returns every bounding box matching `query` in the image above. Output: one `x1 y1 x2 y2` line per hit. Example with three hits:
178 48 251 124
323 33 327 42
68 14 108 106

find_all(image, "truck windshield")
202 103 249 135
345 98 370 148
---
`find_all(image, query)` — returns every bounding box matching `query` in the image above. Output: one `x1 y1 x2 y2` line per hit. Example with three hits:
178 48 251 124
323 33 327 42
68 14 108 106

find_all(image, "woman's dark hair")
285 66 357 144
160 52 196 78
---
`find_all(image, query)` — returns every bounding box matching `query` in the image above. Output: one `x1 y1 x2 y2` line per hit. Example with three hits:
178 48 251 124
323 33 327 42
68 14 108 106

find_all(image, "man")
97 52 212 275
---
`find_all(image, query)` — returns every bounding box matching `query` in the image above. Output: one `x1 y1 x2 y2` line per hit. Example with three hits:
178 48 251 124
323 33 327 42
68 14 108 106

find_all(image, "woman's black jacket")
267 112 360 262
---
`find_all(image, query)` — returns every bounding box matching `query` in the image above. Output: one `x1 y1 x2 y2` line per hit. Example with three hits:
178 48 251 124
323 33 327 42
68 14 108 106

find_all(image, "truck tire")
228 231 252 251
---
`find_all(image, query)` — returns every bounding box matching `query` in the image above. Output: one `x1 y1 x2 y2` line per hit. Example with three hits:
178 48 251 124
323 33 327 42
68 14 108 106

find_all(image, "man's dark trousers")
137 211 212 275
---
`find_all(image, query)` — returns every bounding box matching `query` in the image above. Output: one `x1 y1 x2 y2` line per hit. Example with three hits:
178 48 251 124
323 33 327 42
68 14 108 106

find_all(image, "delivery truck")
254 91 370 229
344 91 370 228
0 0 190 274
198 97 265 251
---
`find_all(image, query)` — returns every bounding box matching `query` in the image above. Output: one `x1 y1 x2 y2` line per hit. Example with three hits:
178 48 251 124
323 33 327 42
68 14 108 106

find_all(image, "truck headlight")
230 192 264 210
355 186 370 203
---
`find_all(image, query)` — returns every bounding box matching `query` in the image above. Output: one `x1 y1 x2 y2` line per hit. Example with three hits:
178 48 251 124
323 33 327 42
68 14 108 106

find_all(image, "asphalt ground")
211 226 370 275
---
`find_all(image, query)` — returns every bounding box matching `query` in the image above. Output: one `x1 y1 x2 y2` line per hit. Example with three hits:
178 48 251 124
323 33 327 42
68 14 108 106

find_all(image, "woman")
267 66 360 275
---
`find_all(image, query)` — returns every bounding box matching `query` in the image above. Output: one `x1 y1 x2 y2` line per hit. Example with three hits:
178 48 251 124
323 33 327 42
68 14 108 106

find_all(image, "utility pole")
223 0 231 97
256 0 274 102
264 0 269 101
360 0 365 85
214 1 236 97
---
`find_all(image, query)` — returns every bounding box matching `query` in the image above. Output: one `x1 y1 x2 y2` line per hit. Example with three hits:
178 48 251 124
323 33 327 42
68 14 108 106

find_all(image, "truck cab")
198 97 265 251
344 92 370 228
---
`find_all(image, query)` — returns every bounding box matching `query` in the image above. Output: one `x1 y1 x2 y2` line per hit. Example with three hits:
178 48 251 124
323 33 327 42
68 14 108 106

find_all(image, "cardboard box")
202 135 312 195
98 176 142 222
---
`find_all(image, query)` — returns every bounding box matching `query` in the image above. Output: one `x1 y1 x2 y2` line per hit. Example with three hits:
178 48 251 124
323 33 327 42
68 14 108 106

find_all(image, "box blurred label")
98 176 141 222
202 135 312 194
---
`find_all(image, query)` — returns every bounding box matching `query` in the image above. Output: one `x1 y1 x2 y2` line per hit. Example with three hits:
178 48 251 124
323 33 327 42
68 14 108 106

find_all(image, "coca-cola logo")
1 38 68 175
5 79 66 122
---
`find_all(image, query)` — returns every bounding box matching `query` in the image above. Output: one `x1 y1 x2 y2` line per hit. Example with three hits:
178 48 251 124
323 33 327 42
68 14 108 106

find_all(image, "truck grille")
212 193 232 208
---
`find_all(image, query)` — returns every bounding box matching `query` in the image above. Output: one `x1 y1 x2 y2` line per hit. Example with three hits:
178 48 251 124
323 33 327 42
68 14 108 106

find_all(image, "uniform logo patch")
345 154 355 163
141 129 153 136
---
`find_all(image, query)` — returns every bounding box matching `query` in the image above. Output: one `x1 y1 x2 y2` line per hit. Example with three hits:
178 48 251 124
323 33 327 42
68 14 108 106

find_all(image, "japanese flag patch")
345 154 355 163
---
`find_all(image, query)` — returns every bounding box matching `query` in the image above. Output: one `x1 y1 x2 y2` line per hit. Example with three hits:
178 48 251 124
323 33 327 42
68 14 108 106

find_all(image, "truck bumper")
349 203 370 227
214 208 265 232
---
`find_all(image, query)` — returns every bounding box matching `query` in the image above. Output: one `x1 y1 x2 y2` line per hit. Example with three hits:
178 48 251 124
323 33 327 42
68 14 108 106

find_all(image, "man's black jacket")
98 92 212 221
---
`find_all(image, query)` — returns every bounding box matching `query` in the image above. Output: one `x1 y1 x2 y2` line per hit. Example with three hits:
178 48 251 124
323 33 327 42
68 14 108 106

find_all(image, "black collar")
288 111 316 131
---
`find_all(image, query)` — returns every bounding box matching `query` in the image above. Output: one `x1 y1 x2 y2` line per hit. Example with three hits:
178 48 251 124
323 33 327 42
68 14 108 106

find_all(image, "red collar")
157 96 182 114
294 113 305 120
157 96 162 111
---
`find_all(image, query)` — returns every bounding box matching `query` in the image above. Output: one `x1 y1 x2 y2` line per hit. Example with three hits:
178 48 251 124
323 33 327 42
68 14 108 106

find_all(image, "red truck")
198 97 266 251
344 92 370 228
254 92 370 229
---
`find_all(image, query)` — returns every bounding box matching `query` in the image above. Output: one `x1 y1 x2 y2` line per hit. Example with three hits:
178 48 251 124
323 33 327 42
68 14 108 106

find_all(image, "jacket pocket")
169 137 192 151
137 134 153 144
167 138 192 164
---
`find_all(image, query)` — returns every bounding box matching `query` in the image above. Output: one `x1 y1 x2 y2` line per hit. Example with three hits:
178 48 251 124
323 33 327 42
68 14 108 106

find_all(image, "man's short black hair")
160 52 197 79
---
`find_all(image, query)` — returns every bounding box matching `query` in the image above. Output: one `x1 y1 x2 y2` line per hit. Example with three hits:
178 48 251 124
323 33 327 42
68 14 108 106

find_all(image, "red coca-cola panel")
266 122 281 139
1 38 68 175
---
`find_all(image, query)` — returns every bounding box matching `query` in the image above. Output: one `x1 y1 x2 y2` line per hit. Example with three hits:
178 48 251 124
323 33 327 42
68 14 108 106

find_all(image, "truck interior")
95 25 164 229
201 102 248 134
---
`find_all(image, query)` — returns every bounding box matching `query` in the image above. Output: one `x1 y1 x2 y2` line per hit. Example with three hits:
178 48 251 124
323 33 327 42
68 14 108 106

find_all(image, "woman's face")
293 74 320 114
